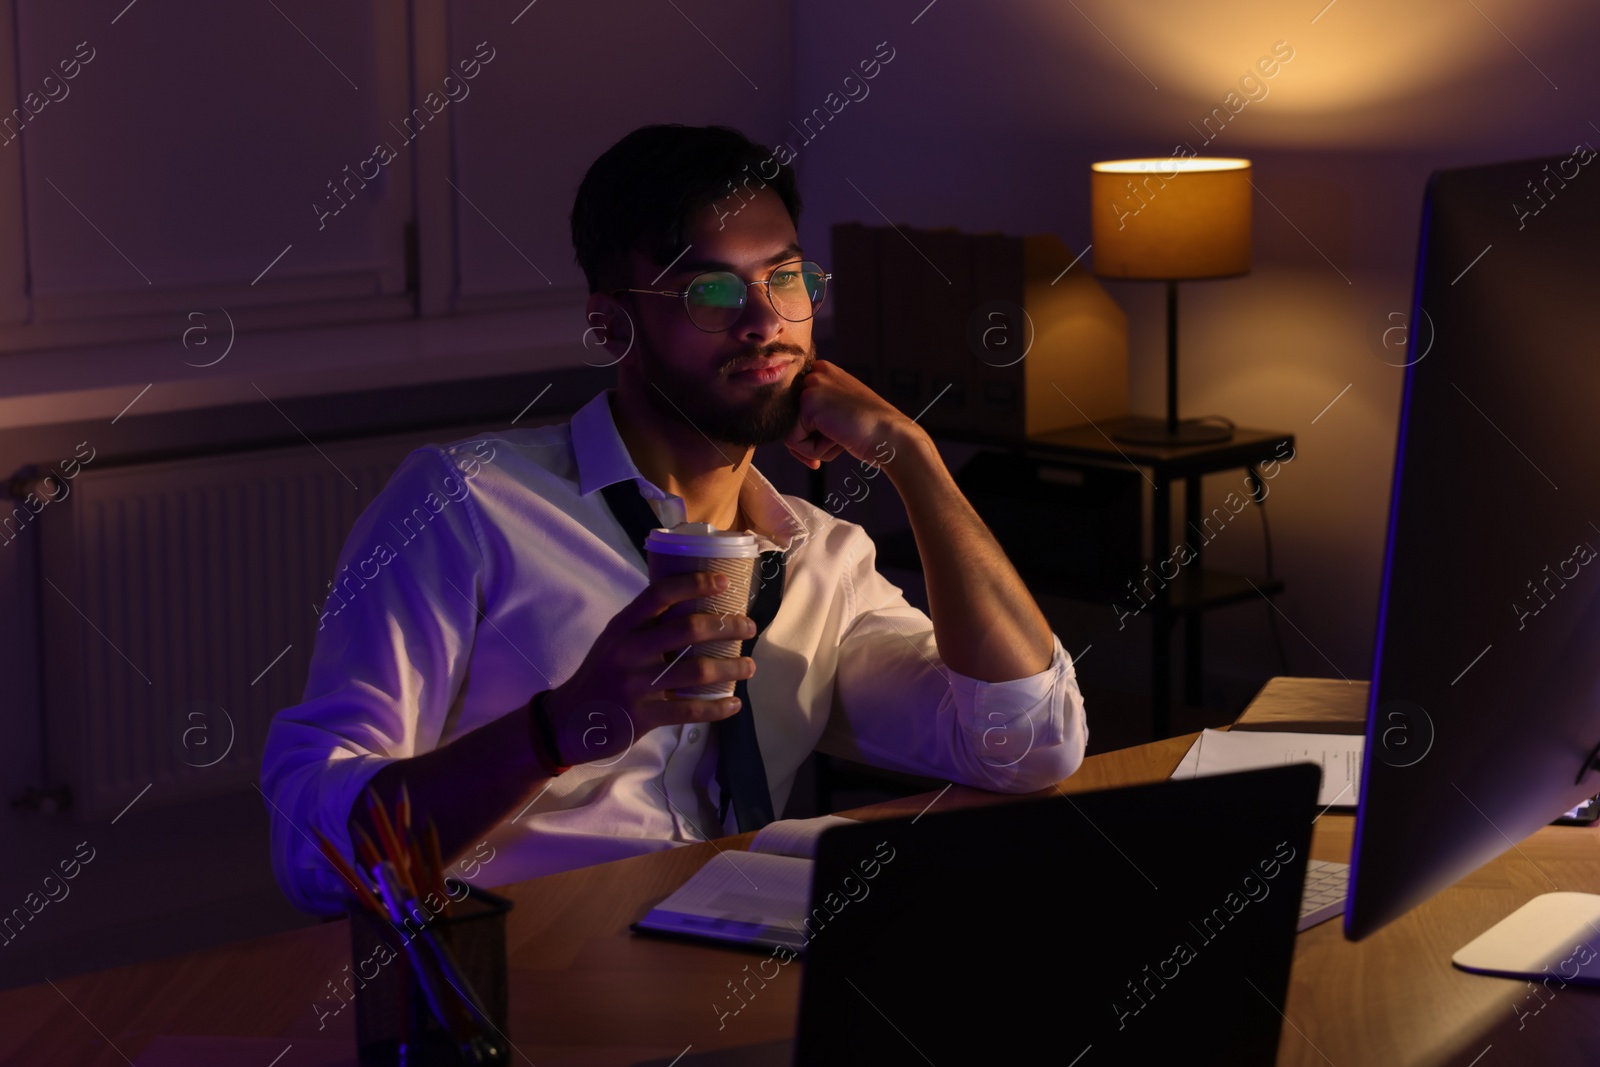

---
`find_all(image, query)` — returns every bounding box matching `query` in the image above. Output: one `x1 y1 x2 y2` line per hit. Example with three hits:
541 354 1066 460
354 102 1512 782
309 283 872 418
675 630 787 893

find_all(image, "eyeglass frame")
608 258 833 333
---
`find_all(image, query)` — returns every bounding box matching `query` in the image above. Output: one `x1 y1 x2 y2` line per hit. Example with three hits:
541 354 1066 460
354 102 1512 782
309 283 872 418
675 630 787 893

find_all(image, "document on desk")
1171 729 1364 808
631 815 859 952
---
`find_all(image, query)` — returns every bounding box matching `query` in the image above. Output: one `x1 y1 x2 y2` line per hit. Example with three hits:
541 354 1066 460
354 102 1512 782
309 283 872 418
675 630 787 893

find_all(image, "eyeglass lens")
685 260 826 331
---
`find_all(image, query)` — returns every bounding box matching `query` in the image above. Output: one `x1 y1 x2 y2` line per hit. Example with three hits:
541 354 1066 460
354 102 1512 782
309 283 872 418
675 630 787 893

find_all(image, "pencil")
424 818 450 917
312 828 382 915
372 861 480 1049
408 837 432 906
354 824 385 874
366 786 415 895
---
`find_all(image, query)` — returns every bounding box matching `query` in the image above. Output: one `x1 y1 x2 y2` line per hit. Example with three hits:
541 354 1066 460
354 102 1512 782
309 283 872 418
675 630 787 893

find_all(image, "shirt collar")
572 388 813 554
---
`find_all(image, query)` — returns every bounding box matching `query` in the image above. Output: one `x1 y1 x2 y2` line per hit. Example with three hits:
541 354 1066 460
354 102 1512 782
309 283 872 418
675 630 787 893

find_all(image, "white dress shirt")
260 388 1089 915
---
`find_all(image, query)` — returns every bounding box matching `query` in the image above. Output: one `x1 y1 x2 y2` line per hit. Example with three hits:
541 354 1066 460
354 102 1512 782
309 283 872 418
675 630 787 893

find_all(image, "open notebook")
630 815 859 953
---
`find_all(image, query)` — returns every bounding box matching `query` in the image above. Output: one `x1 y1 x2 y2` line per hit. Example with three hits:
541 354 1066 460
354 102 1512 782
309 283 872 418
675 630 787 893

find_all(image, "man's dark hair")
570 124 802 293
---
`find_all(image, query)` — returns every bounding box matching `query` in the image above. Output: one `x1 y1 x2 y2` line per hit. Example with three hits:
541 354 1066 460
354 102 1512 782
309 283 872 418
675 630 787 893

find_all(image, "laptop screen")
795 763 1319 1064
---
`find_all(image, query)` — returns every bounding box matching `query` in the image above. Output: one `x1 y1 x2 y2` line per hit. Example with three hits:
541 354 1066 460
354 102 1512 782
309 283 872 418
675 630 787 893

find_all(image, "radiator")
26 423 502 820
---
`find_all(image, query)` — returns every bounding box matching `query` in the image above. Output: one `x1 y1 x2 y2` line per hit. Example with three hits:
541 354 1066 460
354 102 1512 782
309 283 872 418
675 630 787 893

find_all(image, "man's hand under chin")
783 358 1057 683
783 359 919 470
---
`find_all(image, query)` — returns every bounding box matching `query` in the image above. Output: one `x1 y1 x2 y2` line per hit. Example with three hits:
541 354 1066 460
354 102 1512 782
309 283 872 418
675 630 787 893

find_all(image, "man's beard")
636 330 815 449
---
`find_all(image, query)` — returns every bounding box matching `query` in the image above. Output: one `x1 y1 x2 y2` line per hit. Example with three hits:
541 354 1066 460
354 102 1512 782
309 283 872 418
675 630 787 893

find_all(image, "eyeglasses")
611 259 831 333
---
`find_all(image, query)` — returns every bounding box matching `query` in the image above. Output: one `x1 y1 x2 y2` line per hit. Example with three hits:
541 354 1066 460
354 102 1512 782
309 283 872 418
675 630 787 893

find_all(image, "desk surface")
3 735 1597 1066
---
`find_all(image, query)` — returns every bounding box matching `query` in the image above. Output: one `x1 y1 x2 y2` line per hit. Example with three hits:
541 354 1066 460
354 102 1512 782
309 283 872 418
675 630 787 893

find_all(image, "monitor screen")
1346 148 1600 940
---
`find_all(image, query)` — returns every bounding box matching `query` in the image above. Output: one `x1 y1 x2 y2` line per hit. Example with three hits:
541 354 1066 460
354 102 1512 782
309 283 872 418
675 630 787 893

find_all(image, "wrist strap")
529 690 571 775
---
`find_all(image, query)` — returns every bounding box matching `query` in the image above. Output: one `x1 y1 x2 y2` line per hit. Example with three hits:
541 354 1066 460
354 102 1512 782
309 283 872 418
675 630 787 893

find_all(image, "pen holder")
349 884 513 1066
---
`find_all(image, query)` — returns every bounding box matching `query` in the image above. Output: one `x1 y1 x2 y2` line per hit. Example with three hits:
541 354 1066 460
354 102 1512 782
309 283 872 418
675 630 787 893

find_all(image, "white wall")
0 0 802 990
787 0 1600 689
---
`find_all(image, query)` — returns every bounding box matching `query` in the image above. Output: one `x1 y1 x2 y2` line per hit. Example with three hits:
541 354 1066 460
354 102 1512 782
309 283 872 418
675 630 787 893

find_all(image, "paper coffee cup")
646 522 760 698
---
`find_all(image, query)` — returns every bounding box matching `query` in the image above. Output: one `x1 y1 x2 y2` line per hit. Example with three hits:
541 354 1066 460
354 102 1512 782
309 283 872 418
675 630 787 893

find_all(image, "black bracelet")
528 690 569 774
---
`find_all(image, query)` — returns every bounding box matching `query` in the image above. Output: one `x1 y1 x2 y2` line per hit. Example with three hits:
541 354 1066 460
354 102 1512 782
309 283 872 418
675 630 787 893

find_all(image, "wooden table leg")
1151 475 1172 739
1185 474 1204 707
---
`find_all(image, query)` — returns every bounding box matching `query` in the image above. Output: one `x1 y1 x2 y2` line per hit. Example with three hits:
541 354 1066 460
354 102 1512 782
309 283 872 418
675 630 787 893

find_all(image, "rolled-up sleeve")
259 446 489 915
817 534 1089 793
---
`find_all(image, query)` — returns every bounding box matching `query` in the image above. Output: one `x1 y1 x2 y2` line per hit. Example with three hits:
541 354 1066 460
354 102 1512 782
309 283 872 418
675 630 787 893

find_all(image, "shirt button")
687 728 702 743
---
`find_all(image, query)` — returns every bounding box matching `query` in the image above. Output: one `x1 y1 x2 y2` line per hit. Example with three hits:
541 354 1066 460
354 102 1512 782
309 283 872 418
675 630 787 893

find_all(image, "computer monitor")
1347 148 1600 970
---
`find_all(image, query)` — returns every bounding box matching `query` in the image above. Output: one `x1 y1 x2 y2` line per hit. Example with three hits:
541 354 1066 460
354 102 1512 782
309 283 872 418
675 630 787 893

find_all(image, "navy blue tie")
599 480 780 833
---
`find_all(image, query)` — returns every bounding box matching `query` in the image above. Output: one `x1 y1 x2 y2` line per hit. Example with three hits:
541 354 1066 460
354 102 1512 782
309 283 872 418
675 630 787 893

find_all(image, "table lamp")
1091 157 1251 445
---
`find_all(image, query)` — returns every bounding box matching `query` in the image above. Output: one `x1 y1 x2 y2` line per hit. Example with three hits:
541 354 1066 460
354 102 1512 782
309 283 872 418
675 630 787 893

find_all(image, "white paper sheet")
749 814 860 859
634 850 814 951
1171 729 1364 807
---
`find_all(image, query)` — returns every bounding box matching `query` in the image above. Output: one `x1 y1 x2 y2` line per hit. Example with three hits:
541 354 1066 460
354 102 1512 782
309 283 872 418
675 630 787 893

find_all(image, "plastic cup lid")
645 522 761 558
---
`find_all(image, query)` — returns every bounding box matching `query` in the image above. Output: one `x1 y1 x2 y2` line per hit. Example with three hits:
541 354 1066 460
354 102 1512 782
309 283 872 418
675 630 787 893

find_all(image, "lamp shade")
1090 158 1252 279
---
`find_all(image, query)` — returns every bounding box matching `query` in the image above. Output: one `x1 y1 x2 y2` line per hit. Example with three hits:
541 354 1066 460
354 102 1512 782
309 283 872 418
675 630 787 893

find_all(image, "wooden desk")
3 737 1598 1066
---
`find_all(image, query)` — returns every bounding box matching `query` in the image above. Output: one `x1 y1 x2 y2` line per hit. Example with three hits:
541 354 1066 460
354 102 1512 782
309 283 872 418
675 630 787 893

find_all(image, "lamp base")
1111 417 1234 446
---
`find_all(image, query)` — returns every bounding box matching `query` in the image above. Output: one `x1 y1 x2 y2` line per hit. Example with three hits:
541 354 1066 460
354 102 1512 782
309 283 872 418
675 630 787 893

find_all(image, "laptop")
642 763 1318 1065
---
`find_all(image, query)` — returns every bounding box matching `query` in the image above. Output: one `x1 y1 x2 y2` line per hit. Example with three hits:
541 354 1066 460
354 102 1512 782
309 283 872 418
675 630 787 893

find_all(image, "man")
261 124 1088 916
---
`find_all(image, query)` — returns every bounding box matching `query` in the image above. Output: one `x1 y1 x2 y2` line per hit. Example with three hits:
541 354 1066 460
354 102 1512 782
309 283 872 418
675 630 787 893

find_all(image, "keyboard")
1299 859 1349 932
